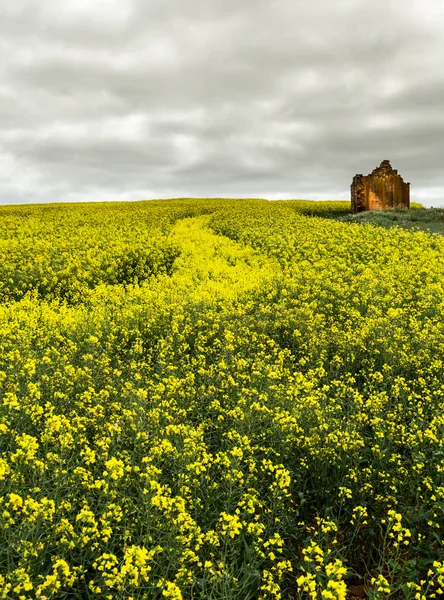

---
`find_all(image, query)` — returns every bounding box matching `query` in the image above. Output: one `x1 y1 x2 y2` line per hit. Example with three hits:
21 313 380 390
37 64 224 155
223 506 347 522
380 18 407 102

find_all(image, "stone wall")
351 160 410 213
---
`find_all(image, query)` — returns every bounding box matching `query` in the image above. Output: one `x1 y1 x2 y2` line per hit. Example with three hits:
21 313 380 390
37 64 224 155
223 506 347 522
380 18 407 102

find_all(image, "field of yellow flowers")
1 198 443 599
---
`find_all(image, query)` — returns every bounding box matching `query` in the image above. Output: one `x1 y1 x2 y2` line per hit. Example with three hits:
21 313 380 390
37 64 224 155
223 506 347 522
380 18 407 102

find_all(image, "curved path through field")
164 214 281 306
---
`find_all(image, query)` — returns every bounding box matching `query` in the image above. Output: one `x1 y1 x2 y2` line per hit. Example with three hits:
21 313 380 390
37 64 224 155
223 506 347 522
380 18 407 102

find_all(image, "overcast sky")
1 0 443 206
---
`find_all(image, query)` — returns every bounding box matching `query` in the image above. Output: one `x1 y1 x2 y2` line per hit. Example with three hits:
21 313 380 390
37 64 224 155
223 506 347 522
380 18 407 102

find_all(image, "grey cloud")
0 0 443 206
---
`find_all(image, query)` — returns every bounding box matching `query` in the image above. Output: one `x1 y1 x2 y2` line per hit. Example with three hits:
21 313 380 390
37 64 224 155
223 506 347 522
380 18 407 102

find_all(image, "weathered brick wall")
351 160 410 213
351 174 365 213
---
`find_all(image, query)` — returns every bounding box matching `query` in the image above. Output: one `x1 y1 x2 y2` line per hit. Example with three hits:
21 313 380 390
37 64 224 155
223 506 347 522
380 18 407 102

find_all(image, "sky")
1 0 443 206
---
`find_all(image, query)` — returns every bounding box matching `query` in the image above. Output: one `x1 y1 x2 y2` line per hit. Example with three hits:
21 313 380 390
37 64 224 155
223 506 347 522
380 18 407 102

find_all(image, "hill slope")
0 198 443 599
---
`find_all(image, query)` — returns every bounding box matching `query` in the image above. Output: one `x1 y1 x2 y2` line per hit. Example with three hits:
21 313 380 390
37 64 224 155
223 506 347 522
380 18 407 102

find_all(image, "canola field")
0 198 443 600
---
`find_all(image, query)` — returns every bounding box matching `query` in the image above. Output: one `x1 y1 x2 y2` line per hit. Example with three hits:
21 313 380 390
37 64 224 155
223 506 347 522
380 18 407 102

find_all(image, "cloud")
0 0 443 205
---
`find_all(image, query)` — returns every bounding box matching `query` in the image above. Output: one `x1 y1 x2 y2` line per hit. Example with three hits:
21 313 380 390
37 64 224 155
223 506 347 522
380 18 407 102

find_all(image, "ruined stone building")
351 160 410 213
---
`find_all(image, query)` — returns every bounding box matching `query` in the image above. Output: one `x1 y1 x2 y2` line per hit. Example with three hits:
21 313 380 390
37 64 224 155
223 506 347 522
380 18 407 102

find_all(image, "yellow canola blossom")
0 197 443 599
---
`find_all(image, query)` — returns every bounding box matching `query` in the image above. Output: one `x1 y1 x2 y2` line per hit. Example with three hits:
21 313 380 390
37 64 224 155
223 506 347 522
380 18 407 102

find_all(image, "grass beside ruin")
333 207 444 235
